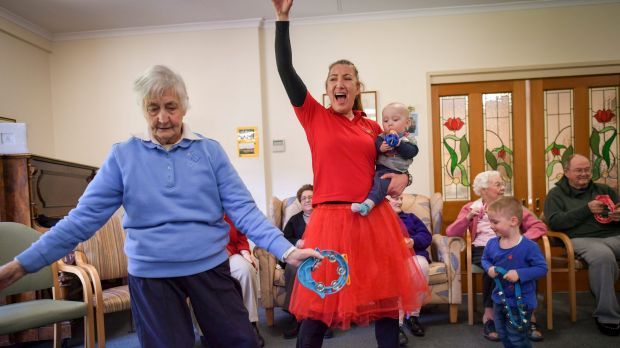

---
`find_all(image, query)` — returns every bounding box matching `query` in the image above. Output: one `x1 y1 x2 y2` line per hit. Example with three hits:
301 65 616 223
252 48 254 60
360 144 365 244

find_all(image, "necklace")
493 266 528 332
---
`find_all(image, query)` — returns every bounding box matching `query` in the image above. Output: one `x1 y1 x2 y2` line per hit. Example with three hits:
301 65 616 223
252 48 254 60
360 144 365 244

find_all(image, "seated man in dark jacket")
544 154 620 336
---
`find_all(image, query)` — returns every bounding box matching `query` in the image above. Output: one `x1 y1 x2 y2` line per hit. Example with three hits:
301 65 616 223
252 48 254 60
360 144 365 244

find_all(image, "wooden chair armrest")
540 235 552 266
253 247 277 307
546 230 576 271
465 230 473 273
57 259 93 306
74 250 105 312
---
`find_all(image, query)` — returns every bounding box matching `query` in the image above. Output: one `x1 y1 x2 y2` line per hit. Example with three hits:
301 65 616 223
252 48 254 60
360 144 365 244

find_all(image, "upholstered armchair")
254 196 301 326
255 193 465 325
400 193 465 323
74 210 130 348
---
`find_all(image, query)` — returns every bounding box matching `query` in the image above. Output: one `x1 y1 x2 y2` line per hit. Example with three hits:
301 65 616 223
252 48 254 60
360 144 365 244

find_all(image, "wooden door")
432 80 527 229
530 74 620 214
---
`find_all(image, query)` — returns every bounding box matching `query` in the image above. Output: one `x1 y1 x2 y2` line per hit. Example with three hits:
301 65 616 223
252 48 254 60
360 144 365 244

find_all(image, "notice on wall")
237 127 259 157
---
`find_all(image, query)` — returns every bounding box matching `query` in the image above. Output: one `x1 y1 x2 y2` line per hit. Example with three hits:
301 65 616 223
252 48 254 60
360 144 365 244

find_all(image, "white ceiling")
0 0 615 39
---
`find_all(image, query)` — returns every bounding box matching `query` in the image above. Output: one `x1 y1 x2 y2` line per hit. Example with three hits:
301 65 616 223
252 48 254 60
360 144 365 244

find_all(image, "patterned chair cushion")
428 262 448 285
100 285 131 314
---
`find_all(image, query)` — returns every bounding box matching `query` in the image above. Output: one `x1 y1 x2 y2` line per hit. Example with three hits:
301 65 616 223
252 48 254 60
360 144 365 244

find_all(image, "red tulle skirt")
290 201 430 329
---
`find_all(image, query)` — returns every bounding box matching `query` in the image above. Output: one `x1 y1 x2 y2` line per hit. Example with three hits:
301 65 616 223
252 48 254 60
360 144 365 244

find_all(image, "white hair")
134 65 189 111
473 170 501 196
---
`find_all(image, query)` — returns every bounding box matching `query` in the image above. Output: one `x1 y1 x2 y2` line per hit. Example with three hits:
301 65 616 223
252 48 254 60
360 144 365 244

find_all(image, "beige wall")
0 18 54 157
263 3 620 199
2 3 620 211
49 28 270 210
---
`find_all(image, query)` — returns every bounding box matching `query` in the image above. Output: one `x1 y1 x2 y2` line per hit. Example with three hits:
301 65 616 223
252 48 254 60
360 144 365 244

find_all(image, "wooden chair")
74 210 130 348
466 230 553 329
0 222 95 348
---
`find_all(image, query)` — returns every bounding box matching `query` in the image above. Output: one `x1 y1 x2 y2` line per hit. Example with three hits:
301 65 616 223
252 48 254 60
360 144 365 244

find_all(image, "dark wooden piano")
0 154 97 346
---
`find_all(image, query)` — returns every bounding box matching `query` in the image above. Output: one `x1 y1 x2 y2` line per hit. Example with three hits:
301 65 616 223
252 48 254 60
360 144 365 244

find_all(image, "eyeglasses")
300 195 313 202
570 168 591 174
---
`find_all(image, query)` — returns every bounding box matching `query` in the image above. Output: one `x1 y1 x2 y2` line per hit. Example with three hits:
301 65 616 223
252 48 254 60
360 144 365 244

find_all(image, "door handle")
535 198 541 212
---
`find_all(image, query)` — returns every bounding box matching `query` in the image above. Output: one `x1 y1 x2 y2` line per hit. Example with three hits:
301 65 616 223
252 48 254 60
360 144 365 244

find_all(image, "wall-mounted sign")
237 127 259 157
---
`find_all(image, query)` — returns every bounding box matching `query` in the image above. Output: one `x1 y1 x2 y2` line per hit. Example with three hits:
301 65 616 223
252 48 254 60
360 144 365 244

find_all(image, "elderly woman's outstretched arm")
521 208 547 240
446 201 475 237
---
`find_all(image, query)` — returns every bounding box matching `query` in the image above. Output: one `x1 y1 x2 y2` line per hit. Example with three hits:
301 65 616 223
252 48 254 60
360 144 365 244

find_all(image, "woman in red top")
271 1 428 347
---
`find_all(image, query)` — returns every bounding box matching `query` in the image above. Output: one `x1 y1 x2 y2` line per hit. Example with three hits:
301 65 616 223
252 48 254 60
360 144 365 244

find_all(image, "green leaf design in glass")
486 149 498 169
592 157 603 181
590 128 601 157
459 136 469 164
497 162 513 179
561 145 574 167
456 164 470 187
546 159 560 178
602 131 617 168
443 139 458 175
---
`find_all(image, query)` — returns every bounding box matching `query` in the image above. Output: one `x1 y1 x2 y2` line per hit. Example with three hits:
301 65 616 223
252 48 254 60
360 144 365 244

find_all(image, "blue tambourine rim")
297 248 349 299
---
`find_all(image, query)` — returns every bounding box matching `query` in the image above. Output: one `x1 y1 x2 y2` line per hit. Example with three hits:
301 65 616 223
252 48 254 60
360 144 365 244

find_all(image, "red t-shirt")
294 92 381 204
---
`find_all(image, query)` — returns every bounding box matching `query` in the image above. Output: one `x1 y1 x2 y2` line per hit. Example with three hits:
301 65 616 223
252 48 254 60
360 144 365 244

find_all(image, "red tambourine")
594 194 615 224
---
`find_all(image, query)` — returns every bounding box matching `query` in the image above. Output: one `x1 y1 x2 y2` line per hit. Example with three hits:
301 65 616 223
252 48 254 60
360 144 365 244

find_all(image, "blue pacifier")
297 248 349 299
385 133 399 147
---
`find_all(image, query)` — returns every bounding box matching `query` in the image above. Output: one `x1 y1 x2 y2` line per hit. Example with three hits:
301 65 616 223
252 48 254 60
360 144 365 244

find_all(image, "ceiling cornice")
0 5 51 40
0 0 618 42
262 0 620 28
54 18 264 41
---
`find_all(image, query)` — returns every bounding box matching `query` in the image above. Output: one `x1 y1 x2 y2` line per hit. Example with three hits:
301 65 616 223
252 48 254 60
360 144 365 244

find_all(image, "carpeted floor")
20 292 619 347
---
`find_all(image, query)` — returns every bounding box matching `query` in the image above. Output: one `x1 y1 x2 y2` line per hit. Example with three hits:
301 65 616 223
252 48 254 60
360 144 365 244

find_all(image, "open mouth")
334 92 346 103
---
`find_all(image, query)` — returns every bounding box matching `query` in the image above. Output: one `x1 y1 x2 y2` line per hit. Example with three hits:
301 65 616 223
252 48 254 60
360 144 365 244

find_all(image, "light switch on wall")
272 139 285 153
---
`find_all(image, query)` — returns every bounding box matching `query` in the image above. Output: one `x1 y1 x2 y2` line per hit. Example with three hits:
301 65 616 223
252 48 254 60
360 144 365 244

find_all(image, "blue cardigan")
482 237 547 309
17 135 291 278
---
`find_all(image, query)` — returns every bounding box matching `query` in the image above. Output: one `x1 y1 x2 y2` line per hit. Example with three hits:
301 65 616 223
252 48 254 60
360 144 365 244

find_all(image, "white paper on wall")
0 123 29 154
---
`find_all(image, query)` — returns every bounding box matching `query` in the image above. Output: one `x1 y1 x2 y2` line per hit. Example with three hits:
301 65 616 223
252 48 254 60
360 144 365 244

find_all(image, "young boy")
352 102 418 216
482 197 547 348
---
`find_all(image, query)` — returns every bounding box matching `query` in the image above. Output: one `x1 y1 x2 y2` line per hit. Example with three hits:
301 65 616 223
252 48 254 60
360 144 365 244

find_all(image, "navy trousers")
296 318 399 348
129 260 259 348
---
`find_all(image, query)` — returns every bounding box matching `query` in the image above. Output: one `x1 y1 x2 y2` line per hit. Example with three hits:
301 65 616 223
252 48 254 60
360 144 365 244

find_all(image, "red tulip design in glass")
545 125 574 179
590 109 617 181
443 117 470 186
485 129 513 180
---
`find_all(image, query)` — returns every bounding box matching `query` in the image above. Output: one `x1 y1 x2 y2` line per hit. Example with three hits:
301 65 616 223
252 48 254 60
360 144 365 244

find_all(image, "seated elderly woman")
446 170 546 342
281 184 334 339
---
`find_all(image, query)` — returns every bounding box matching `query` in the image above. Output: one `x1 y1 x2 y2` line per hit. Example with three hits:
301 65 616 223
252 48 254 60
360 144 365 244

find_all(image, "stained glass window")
440 96 470 201
589 87 619 190
483 93 514 196
544 89 574 192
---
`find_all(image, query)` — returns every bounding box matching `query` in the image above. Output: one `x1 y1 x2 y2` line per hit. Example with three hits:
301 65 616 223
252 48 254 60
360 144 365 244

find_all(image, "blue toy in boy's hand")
385 133 399 147
297 248 349 299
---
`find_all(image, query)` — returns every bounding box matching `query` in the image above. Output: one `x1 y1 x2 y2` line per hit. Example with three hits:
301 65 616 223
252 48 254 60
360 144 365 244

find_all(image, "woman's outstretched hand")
272 0 293 21
285 247 322 267
0 260 27 291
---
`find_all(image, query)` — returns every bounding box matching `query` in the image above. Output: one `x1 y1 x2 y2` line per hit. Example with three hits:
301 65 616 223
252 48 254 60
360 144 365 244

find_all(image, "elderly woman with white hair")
0 65 320 348
446 170 546 342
